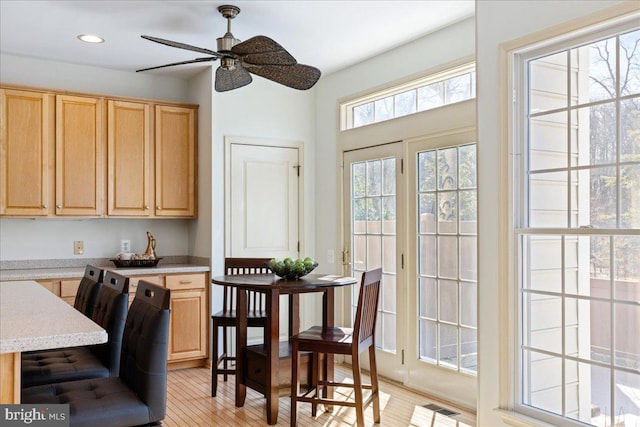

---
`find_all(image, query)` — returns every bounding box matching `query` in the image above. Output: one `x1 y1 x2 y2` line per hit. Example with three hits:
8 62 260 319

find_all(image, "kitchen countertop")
0 280 107 353
0 261 210 281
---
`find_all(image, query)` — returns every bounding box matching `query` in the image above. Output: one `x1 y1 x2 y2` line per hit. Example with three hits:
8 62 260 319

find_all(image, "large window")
515 24 639 426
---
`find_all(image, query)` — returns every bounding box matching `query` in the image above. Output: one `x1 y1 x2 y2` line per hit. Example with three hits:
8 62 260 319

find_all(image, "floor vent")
423 403 460 417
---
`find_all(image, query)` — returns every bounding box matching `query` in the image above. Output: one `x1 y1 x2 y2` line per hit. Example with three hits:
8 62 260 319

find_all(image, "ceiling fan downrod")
217 5 240 53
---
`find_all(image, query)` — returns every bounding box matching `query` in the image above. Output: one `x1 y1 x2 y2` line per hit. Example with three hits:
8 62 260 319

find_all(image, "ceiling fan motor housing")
217 33 240 52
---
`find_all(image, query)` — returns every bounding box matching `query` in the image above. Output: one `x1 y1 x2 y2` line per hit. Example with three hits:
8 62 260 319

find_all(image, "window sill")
494 409 559 427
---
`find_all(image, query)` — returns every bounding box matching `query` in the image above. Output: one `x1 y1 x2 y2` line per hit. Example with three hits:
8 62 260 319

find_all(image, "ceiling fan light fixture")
77 34 105 44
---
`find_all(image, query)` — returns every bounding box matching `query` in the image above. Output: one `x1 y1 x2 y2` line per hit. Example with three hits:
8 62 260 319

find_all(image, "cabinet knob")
56 204 62 209
145 205 149 210
42 204 48 209
156 206 161 210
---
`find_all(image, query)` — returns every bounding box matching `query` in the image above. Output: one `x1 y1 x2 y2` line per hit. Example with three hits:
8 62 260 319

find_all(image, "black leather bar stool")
74 264 105 318
21 271 130 388
22 281 171 427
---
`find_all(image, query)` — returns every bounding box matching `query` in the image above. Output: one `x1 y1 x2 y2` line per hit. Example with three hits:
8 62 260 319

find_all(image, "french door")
405 130 477 409
342 130 477 409
343 142 406 379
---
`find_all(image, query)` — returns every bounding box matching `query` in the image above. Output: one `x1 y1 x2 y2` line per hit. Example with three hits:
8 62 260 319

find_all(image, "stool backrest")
353 268 382 352
223 257 272 315
74 265 104 318
120 281 171 422
90 271 130 375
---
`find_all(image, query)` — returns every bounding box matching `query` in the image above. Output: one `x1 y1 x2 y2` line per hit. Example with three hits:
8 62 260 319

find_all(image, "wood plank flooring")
165 365 476 426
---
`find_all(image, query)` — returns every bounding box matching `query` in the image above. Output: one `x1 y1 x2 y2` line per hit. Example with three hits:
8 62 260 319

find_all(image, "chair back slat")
353 268 382 346
223 258 272 314
74 265 105 318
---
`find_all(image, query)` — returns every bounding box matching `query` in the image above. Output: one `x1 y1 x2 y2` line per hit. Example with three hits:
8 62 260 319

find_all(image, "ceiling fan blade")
141 35 221 57
243 63 321 90
215 63 253 92
231 35 296 66
136 57 216 72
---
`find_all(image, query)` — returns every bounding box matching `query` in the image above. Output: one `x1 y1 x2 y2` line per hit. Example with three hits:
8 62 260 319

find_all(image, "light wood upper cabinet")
107 100 151 216
0 85 197 218
155 105 196 217
0 89 54 216
55 95 104 216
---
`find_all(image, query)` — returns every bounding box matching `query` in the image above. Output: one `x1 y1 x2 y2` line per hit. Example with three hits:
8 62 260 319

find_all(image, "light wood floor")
165 365 476 426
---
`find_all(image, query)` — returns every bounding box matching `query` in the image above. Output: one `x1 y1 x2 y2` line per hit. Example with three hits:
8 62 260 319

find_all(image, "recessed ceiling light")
77 34 105 44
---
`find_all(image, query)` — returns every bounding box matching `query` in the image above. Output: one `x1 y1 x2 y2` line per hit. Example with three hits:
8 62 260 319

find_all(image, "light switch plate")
121 239 131 253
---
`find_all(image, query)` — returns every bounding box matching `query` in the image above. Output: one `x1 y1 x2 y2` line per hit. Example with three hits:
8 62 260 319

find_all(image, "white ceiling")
0 1 474 80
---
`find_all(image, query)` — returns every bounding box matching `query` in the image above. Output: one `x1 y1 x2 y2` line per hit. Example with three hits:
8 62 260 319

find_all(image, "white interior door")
227 142 299 259
225 139 300 342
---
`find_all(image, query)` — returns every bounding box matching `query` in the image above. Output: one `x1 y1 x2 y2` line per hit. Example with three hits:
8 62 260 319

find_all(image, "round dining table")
211 273 357 425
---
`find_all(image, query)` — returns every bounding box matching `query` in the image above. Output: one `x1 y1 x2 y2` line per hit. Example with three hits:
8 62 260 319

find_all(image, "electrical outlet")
121 239 131 253
73 240 84 255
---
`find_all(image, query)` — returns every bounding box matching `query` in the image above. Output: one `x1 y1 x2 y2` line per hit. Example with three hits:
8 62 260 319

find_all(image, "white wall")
0 53 189 102
187 67 214 262
0 53 194 261
475 1 628 426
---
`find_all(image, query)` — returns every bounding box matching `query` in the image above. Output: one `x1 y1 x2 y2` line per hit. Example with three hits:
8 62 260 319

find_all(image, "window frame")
340 62 476 131
510 18 640 427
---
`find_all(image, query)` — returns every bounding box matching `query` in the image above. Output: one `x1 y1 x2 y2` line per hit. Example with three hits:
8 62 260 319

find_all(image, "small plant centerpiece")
267 257 318 279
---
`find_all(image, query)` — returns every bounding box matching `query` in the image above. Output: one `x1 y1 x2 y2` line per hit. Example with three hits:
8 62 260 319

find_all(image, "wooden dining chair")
211 257 272 397
290 268 383 427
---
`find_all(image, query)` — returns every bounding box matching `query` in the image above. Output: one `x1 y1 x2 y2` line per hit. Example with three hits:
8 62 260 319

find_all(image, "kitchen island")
0 280 107 403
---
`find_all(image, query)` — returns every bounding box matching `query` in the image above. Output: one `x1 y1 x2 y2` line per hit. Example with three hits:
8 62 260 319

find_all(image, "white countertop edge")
0 330 107 354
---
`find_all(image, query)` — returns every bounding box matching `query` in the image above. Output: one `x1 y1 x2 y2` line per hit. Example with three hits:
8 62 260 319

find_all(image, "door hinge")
402 349 405 365
293 164 301 176
512 89 517 104
297 241 300 252
401 253 404 269
401 158 404 174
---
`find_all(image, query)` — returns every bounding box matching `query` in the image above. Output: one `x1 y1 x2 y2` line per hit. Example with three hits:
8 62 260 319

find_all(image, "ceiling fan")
137 4 321 92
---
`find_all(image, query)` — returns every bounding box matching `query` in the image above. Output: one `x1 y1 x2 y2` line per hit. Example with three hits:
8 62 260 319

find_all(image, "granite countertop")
0 280 107 353
0 257 210 281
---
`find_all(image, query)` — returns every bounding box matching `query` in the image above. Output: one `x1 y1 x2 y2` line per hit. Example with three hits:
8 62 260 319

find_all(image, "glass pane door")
343 143 405 378
406 132 478 409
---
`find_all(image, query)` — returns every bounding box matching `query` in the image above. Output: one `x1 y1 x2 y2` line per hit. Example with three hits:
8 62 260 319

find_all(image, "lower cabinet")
36 270 209 369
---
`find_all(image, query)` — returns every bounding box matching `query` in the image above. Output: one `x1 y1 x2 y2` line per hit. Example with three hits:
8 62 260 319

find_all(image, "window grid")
351 157 397 353
417 144 477 375
342 64 476 130
517 26 640 426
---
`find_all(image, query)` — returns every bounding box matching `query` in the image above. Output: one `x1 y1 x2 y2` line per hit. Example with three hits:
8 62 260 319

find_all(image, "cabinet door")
0 89 54 216
56 95 104 216
155 105 196 217
168 289 207 361
107 100 151 216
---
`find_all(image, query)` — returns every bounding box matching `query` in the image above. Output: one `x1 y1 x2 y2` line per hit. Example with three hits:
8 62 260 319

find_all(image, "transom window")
514 22 639 427
340 63 475 130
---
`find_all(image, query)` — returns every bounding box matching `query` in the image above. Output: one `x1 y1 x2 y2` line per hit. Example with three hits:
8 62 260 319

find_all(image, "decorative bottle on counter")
143 231 157 259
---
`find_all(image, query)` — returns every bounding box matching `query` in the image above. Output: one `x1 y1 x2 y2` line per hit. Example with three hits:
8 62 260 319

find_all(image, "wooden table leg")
235 289 247 407
323 289 335 403
266 288 280 425
289 294 300 337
